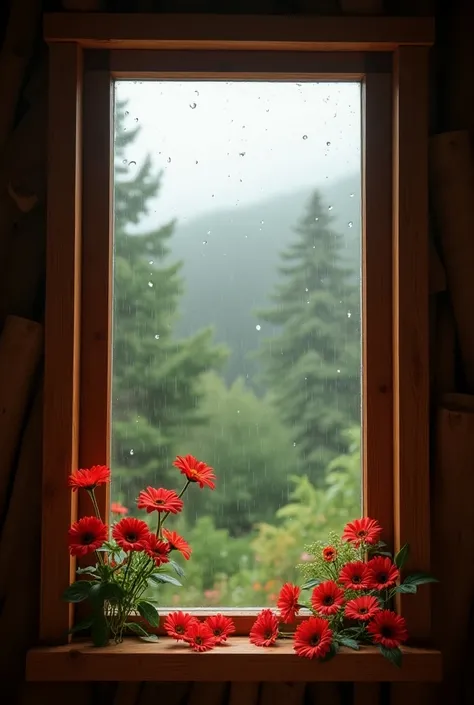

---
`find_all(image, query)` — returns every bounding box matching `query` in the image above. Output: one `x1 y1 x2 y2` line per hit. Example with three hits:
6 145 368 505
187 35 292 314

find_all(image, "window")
39 14 434 664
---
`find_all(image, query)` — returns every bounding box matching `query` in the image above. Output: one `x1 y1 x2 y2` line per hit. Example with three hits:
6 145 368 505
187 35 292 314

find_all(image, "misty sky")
114 80 361 228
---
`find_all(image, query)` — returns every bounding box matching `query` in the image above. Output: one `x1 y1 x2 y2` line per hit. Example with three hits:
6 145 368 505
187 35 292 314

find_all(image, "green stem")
156 513 162 537
88 489 102 523
161 480 191 528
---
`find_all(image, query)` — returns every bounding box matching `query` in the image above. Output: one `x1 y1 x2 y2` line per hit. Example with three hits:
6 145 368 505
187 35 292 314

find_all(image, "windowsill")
26 638 441 682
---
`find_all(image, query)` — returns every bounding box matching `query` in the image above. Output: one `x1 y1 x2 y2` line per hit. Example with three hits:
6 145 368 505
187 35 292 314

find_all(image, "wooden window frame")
35 13 437 678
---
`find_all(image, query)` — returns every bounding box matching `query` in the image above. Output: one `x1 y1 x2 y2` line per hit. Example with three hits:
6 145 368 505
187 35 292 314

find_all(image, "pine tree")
112 99 227 505
257 190 361 483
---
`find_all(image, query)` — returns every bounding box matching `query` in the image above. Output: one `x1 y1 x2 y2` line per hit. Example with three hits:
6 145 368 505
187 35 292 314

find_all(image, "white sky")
115 81 361 225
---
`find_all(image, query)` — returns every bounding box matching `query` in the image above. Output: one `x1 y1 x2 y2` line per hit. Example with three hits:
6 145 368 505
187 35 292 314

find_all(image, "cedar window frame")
39 12 434 659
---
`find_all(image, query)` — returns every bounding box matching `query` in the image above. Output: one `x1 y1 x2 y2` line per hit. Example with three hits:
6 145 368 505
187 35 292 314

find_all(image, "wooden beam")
44 14 435 51
392 46 431 640
40 43 83 644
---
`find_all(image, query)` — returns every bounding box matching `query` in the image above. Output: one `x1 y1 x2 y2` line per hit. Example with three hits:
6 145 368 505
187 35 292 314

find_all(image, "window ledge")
26 638 441 682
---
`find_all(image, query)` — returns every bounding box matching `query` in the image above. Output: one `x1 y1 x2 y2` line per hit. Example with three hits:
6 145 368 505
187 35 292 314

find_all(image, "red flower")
277 583 301 623
367 556 399 590
184 621 216 652
144 534 171 566
342 517 382 547
323 546 337 562
311 581 345 616
293 617 333 660
112 517 150 551
345 595 381 621
69 465 110 492
137 487 184 514
339 561 370 590
162 528 192 560
111 501 128 515
68 516 108 557
367 610 408 649
249 609 279 647
173 454 216 490
164 611 198 641
205 614 236 644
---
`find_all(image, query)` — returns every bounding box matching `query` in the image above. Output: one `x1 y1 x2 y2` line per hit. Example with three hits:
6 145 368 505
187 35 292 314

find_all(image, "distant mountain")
169 173 361 388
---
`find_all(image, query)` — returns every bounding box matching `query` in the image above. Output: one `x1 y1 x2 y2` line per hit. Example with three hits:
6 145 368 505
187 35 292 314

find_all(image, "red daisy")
205 614 236 644
339 561 370 590
367 610 408 649
342 517 382 547
345 595 381 621
173 454 216 490
136 487 184 514
144 534 171 566
277 583 301 623
162 528 192 560
112 517 150 552
184 621 216 652
323 546 337 562
163 611 198 641
111 501 128 515
311 581 345 616
69 465 110 492
366 556 400 590
293 617 333 660
249 609 279 647
68 516 108 557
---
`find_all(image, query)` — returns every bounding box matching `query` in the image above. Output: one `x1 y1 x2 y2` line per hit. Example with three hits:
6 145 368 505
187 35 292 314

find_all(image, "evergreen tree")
257 190 361 483
112 99 227 505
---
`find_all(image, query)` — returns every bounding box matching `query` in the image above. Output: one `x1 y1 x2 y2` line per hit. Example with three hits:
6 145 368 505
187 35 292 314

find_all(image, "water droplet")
239 152 246 157
350 193 354 198
293 442 297 447
348 221 353 228
189 102 197 109
302 134 308 140
148 282 154 288
326 141 331 146
347 311 352 318
195 90 199 96
122 159 127 164
149 260 154 265
337 369 341 374
255 324 261 331
129 449 134 455
128 160 136 167
306 300 310 304
125 111 129 116
195 160 199 165
237 410 240 414
260 220 264 225
134 117 138 122
202 241 208 245
314 217 319 222
328 205 333 211
305 288 309 292
167 157 171 163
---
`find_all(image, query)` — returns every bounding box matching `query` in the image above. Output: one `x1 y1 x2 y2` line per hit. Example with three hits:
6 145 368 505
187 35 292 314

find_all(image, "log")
0 316 42 524
429 131 474 391
0 388 42 687
432 396 474 704
0 0 42 151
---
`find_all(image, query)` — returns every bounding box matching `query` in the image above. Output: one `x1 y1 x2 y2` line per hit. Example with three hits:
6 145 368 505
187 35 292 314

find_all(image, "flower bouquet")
249 518 437 667
63 454 215 646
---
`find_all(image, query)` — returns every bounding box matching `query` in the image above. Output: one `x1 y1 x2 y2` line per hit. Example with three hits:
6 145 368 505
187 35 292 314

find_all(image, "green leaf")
149 573 182 587
125 621 150 637
140 634 159 643
100 582 126 602
379 645 402 668
62 581 92 603
374 551 393 558
394 543 409 570
169 560 185 578
403 572 439 586
395 583 417 594
137 601 159 627
337 637 360 650
69 617 94 634
76 566 97 575
301 578 321 590
91 614 109 647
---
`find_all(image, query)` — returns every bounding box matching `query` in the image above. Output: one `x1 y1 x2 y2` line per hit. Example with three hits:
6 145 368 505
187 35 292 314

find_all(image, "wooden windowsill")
26 638 441 682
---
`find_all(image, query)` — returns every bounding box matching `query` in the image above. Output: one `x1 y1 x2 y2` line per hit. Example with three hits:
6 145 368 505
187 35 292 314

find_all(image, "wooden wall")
1 0 473 703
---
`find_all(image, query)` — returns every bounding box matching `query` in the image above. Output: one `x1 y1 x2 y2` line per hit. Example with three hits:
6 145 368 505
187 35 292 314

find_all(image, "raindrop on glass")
128 160 136 167
129 449 134 455
202 241 208 245
148 281 154 288
239 152 246 157
189 102 197 109
328 205 333 211
125 111 129 116
195 160 199 165
134 117 138 122
167 157 171 163
302 134 308 140
326 141 331 146
256 324 261 331
350 193 354 198
149 260 154 265
195 90 199 96
154 334 160 339
348 221 353 228
347 311 352 318
122 159 127 164
305 288 309 292
337 369 341 374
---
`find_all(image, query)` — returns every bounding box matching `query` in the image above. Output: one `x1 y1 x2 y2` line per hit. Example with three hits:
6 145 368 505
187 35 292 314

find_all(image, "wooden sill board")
26 638 441 682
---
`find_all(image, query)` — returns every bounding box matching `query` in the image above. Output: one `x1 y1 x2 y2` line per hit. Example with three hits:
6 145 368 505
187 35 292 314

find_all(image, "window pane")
111 80 362 608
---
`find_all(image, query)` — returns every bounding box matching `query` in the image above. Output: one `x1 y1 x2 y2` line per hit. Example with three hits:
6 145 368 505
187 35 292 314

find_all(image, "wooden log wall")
0 0 473 703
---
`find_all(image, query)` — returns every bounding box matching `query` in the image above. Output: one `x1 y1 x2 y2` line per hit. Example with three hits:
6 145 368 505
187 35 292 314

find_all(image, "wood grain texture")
392 46 431 640
362 71 394 546
26 639 442 683
44 14 435 51
40 42 83 644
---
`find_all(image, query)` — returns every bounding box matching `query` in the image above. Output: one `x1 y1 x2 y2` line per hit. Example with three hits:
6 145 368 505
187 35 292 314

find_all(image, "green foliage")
176 372 298 536
112 99 227 502
257 191 361 483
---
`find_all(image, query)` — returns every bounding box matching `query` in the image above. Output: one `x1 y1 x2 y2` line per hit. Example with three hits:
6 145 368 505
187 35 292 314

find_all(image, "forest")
111 96 362 608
